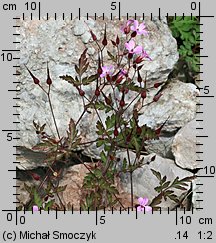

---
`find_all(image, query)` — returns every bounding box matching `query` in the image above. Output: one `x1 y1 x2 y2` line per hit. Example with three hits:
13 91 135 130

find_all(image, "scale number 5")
111 2 117 10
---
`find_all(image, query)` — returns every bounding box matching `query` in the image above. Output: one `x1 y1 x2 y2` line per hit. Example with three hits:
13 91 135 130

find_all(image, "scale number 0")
7 213 25 224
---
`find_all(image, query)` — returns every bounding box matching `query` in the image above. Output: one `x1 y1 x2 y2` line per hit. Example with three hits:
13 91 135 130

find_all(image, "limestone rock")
172 119 200 170
145 136 174 159
16 16 179 165
139 80 199 132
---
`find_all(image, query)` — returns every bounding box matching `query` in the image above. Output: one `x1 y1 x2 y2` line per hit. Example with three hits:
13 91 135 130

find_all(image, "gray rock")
139 80 199 132
172 119 200 170
17 147 47 170
145 136 174 159
119 151 194 208
16 16 179 166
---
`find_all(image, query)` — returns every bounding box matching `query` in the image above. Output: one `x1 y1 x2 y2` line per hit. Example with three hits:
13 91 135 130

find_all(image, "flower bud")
116 35 120 45
25 66 40 84
97 67 102 75
124 26 130 34
114 128 119 137
128 53 133 59
136 126 142 135
153 92 162 102
137 71 142 83
90 30 97 41
105 97 112 105
141 90 147 99
126 134 132 143
95 88 100 97
102 37 108 46
46 64 52 85
135 56 144 64
131 31 137 38
78 88 85 96
154 82 163 88
111 40 116 46
106 75 111 82
120 99 125 107
116 75 124 84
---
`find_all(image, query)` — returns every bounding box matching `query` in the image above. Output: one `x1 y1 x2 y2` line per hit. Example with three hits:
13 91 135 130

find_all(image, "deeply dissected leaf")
149 193 163 207
59 75 80 85
161 181 171 189
67 118 76 146
96 139 105 148
151 169 162 181
32 141 57 153
82 74 98 85
167 194 179 203
40 123 46 132
96 120 105 135
105 114 115 130
75 48 89 77
100 150 107 164
172 185 187 191
107 50 117 62
132 137 140 153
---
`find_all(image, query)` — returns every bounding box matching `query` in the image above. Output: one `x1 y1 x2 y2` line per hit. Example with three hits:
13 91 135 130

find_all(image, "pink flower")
100 65 114 78
131 20 148 36
137 197 152 212
140 48 152 61
33 205 39 212
120 69 127 76
125 40 143 55
120 19 134 34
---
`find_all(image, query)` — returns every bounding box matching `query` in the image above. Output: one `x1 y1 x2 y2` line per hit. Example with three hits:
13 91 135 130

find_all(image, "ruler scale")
0 0 215 242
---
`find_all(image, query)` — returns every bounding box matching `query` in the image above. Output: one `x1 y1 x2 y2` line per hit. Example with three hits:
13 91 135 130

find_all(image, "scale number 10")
25 2 38 11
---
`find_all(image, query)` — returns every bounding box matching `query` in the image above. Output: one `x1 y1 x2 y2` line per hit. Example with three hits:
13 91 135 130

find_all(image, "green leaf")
105 114 115 130
167 194 179 203
161 181 171 189
172 185 187 191
82 74 98 85
40 123 46 132
132 137 140 153
100 150 107 164
33 190 43 208
32 141 57 153
149 193 163 207
107 50 117 62
95 101 106 110
96 139 104 148
151 169 161 181
107 185 118 194
96 121 104 135
56 185 67 193
75 64 79 75
154 186 162 193
122 158 127 171
67 118 77 149
59 75 80 85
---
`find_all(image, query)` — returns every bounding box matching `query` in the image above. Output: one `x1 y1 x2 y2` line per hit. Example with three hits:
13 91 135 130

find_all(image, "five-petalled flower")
137 197 152 212
131 20 148 36
125 40 143 55
100 65 114 78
